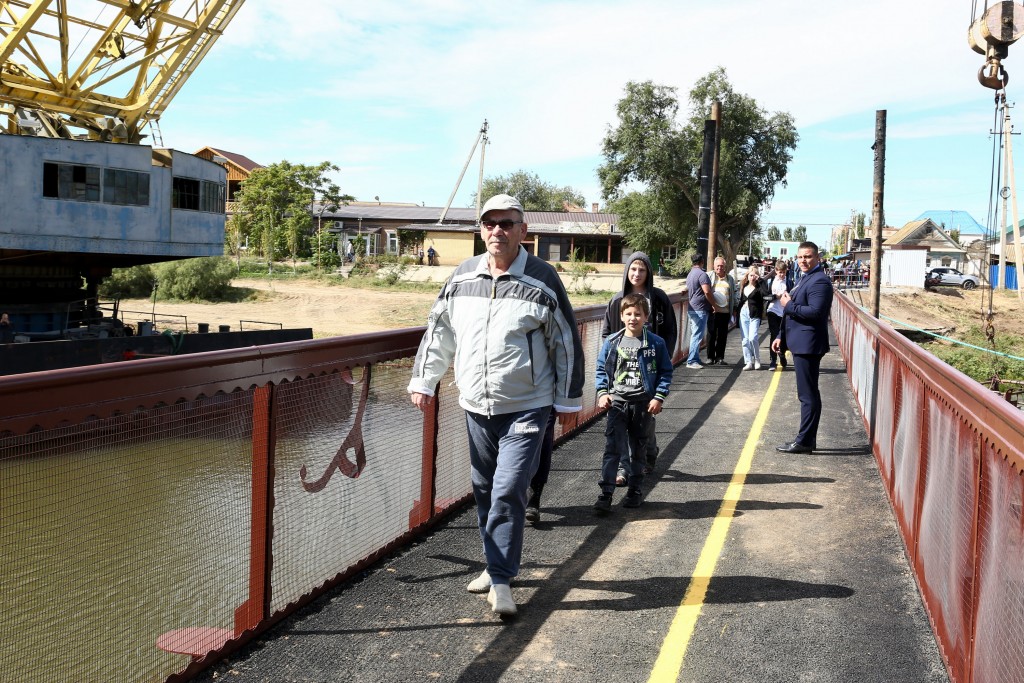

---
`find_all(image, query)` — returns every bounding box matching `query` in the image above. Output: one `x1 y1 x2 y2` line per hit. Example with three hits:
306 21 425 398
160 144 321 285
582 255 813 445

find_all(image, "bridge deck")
194 328 948 683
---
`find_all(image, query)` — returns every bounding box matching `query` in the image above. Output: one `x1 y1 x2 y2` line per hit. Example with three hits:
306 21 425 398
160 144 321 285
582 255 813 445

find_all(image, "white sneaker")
686 362 703 370
467 570 491 593
754 361 762 370
487 584 517 615
743 362 753 371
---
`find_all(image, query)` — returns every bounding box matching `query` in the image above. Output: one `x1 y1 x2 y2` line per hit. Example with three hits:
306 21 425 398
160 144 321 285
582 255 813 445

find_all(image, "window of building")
200 181 225 213
386 230 399 255
172 177 200 210
661 245 678 261
173 177 225 213
941 256 952 266
764 246 772 256
103 168 150 206
780 248 789 256
43 162 101 202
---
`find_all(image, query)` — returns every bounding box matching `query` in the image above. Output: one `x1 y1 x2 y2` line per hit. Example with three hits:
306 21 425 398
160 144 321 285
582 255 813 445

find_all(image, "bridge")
0 291 1020 682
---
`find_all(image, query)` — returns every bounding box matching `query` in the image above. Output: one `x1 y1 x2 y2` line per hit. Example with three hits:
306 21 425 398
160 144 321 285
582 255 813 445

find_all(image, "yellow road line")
648 368 783 683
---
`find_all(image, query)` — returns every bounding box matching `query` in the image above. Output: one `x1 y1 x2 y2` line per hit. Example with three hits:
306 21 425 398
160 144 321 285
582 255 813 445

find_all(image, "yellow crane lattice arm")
0 0 244 140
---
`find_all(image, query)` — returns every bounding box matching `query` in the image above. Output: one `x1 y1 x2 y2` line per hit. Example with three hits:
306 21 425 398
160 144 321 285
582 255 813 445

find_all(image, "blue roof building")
913 211 986 244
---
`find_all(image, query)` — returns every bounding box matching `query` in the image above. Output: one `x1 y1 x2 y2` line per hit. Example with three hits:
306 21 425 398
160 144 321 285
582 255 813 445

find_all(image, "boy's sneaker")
686 362 703 370
768 363 777 370
487 584 517 616
467 570 492 593
593 493 613 512
525 491 541 523
754 361 762 370
623 488 643 508
743 362 754 371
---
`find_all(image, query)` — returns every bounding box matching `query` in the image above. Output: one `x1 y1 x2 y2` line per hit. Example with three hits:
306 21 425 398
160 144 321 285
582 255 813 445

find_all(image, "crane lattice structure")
0 0 243 143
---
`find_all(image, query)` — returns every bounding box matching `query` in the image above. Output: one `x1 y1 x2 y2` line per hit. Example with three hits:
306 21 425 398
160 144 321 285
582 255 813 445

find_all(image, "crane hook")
979 59 1010 90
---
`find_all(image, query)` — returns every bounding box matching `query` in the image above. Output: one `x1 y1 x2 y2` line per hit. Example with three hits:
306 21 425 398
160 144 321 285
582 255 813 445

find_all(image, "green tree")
598 69 798 266
767 225 781 240
783 227 793 241
855 212 866 238
234 160 351 274
606 189 674 258
794 225 808 241
475 170 586 212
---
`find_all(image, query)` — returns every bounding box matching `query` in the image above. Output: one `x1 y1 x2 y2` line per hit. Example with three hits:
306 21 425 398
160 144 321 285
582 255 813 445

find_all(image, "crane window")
173 177 225 213
172 177 200 210
103 168 150 206
43 162 101 202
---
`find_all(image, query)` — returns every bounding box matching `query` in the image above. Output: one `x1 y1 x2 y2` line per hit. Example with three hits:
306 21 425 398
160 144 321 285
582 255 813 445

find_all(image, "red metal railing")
833 291 1024 683
0 296 686 683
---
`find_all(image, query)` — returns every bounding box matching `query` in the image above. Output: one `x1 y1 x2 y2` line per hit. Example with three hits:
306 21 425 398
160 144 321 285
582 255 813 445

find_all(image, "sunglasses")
481 219 520 230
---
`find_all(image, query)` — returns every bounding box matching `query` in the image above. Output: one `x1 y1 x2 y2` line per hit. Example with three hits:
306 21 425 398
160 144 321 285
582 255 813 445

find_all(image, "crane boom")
0 0 244 141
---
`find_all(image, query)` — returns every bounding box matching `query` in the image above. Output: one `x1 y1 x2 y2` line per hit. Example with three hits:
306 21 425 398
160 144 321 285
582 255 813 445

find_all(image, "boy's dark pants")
600 400 651 493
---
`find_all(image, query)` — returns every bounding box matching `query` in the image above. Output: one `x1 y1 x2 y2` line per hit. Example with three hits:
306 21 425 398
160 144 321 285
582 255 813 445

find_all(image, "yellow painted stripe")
648 367 784 683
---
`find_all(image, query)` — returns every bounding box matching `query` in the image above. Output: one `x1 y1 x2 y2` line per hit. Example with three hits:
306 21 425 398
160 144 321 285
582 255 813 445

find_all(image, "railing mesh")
0 391 255 682
0 297 651 682
834 291 1024 683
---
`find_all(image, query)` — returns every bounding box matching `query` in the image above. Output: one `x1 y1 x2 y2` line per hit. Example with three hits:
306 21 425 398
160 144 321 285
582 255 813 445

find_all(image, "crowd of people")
408 193 832 618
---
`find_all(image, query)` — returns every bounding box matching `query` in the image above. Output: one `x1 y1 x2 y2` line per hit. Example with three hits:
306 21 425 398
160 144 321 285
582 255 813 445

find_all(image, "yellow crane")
1 0 244 142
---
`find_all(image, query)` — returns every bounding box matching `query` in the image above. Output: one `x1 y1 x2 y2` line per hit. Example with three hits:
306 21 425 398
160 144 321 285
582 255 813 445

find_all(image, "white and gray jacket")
408 247 585 417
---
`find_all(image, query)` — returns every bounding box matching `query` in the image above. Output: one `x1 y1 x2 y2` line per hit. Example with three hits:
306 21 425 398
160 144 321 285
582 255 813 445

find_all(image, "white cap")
480 194 525 221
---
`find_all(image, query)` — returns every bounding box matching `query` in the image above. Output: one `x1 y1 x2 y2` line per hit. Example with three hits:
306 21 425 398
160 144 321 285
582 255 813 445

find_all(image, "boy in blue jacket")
594 293 673 510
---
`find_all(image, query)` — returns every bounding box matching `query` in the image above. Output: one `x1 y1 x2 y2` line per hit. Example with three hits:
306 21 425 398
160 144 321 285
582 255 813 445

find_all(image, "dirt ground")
118 278 440 338
119 276 1024 341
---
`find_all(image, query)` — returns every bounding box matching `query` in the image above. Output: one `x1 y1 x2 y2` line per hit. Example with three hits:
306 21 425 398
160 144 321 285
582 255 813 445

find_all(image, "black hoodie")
600 251 678 352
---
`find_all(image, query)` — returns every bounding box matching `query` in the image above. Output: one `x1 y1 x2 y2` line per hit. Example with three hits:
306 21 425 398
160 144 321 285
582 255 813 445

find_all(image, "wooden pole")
1009 115 1024 299
869 111 886 319
707 101 722 266
999 104 1009 292
695 119 716 262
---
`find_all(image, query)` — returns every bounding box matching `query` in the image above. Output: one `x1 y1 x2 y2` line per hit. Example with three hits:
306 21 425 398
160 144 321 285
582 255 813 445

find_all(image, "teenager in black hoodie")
600 252 678 480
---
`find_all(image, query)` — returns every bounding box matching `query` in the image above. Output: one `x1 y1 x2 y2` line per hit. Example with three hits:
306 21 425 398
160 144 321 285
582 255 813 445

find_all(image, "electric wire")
864 309 1024 364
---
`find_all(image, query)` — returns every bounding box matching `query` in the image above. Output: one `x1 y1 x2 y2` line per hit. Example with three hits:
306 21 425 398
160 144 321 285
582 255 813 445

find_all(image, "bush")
152 257 235 301
99 264 156 298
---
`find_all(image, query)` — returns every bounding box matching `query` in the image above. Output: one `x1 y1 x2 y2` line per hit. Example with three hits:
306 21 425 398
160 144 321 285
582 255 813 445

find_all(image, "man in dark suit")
771 242 834 454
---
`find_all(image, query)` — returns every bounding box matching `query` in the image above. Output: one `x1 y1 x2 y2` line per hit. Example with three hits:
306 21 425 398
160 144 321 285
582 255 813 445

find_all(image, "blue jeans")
601 401 650 493
739 307 761 364
687 309 708 365
465 407 550 585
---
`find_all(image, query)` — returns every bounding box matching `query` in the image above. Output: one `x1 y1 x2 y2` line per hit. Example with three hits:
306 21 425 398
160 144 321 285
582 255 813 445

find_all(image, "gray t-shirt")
611 335 648 402
686 266 712 313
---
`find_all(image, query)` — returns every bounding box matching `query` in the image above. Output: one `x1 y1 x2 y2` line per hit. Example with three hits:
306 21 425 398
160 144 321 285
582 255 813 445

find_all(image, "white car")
926 267 980 290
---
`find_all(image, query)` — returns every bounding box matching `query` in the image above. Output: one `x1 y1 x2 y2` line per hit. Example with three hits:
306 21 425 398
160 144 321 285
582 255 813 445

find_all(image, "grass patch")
922 324 1024 388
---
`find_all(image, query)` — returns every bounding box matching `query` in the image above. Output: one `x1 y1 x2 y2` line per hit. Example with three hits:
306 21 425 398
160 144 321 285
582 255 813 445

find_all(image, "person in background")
772 242 834 454
408 194 584 617
706 256 736 366
765 260 793 370
601 252 678 482
593 294 673 512
736 265 769 370
685 254 714 369
427 245 437 266
0 312 14 344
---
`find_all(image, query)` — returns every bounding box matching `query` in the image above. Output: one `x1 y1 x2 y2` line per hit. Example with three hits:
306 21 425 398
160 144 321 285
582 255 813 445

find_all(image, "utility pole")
707 101 722 266
696 118 717 262
1007 105 1024 300
999 99 1009 292
869 110 886 318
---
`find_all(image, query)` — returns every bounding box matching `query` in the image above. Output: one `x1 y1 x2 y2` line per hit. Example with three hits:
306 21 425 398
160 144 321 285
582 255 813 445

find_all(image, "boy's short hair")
620 293 650 316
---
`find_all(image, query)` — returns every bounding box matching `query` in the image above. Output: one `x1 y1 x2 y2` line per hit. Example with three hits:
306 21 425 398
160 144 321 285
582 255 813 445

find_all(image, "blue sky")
158 0 1015 248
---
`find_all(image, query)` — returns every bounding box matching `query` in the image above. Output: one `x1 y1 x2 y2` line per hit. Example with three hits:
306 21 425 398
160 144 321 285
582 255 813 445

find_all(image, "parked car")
925 267 980 290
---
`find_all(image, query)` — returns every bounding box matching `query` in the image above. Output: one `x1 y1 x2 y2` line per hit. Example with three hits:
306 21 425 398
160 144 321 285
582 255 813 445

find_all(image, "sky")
156 0 1019 249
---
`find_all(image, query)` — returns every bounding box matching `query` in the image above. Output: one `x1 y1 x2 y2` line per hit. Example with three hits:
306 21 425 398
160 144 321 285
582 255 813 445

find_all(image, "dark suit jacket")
778 264 833 355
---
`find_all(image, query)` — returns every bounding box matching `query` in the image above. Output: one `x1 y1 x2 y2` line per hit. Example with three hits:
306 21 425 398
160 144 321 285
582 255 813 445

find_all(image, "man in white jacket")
408 194 584 617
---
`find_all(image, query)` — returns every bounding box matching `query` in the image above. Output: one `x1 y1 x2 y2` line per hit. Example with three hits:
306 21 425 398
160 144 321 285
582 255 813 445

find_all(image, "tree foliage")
767 225 781 240
599 68 798 266
476 170 586 212
234 161 351 271
606 189 674 257
794 225 808 242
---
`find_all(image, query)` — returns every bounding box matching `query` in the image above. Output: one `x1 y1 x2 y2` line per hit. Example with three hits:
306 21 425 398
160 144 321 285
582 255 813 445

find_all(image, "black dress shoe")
776 441 813 454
